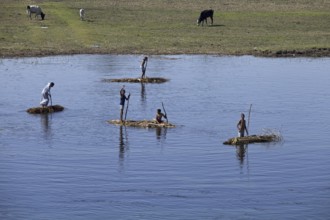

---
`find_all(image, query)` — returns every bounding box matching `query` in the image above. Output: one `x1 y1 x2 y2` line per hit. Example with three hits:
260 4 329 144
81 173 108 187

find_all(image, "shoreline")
1 47 330 59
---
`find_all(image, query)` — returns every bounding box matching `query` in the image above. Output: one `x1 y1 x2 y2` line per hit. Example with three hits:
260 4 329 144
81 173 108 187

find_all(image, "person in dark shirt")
156 109 167 123
140 56 148 79
120 86 130 122
237 113 249 137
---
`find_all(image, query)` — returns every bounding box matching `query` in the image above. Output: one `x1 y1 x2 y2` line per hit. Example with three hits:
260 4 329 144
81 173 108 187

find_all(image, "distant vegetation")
0 0 329 57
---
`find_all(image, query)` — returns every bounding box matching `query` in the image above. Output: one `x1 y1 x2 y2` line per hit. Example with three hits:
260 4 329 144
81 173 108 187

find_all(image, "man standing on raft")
140 56 148 79
120 86 130 122
237 113 249 137
40 82 54 107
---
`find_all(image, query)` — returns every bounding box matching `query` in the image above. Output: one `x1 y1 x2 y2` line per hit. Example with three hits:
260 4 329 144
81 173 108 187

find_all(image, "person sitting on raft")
237 113 249 137
156 109 167 123
40 82 54 107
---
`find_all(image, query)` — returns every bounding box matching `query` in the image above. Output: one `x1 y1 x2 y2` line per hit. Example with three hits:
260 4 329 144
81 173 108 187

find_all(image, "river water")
0 55 329 219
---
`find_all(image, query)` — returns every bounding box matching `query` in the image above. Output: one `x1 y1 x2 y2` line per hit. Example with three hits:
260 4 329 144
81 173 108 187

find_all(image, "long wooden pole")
244 104 253 171
162 102 168 123
248 104 252 130
124 93 130 121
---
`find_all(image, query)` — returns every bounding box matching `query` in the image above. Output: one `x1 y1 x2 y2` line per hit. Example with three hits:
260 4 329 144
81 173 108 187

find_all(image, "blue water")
0 55 329 219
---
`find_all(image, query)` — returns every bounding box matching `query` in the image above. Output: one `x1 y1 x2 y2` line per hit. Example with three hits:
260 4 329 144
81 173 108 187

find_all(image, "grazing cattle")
79 9 85 20
197 9 214 26
27 5 45 20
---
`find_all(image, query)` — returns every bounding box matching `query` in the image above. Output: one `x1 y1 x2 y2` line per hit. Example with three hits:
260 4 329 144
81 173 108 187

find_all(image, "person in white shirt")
40 82 54 107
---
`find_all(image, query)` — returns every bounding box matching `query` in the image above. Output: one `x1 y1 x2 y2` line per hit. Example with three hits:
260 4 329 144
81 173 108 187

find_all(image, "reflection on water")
140 83 146 103
0 55 330 219
236 144 246 164
140 82 147 110
119 126 129 161
41 114 50 132
40 113 52 141
118 125 130 172
235 144 250 175
155 127 167 141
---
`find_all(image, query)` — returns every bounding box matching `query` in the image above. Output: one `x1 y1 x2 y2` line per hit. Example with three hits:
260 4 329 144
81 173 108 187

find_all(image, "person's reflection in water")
140 82 147 109
236 144 247 166
140 83 146 101
155 127 167 141
40 113 51 139
235 144 250 174
119 126 129 166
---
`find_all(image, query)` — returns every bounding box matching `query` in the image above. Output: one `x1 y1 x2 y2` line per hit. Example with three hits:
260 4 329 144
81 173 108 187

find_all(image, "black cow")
197 9 214 26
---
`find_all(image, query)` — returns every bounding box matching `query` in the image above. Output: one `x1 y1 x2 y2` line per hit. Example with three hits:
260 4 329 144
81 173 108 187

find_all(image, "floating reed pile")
108 120 175 128
223 134 281 145
102 77 168 83
27 105 64 114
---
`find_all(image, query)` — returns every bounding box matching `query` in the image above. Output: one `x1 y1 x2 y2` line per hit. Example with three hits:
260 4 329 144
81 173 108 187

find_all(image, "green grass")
0 0 329 57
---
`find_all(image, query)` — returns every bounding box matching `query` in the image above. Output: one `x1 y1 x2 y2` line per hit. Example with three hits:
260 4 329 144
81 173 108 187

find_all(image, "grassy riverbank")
1 0 329 57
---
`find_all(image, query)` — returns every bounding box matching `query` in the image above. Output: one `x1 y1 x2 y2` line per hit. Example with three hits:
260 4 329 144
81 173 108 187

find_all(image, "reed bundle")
27 105 64 114
103 77 168 83
108 120 175 128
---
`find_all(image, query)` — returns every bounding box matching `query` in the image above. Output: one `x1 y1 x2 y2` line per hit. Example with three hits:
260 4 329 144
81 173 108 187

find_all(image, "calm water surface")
0 55 329 219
